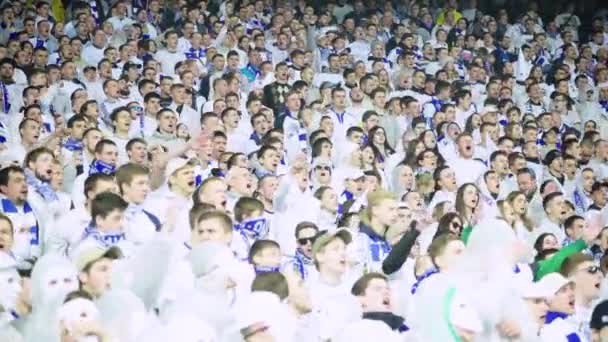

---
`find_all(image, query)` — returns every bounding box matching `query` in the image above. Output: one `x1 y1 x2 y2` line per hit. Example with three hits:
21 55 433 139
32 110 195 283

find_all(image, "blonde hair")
360 190 396 226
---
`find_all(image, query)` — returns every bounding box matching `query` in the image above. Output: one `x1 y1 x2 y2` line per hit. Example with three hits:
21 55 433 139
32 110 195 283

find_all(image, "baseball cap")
164 157 190 179
73 245 123 272
344 169 365 181
535 273 573 295
590 300 608 330
522 277 561 299
312 229 353 260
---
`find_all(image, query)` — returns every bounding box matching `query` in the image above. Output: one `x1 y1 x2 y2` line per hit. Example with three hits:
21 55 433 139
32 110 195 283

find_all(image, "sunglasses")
581 266 601 275
297 237 316 245
129 105 143 112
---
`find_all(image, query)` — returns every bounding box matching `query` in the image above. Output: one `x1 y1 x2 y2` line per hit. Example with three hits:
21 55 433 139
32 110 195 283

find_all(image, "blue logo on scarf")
235 217 269 240
89 160 116 175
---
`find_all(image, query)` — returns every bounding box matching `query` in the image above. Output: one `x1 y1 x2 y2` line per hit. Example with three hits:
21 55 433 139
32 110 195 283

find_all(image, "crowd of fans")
2 0 608 341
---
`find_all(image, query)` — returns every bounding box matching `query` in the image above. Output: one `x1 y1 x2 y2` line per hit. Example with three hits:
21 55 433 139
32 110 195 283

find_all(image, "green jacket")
535 240 587 280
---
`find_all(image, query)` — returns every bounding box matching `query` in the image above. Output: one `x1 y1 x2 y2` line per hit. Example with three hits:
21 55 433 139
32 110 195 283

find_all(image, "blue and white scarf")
81 225 125 247
1 198 39 246
235 217 269 244
360 224 391 264
24 169 58 202
89 160 116 175
63 137 83 152
253 265 280 274
292 248 314 280
0 81 10 114
411 268 438 294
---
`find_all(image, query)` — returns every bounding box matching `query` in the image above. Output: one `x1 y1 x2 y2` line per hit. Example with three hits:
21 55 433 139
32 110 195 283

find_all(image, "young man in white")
307 230 354 308
115 163 163 245
46 173 117 255
155 30 185 77
0 166 41 261
72 139 118 209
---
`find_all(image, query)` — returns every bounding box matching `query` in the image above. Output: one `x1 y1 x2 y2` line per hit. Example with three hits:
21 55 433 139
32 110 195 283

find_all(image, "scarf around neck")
24 169 58 202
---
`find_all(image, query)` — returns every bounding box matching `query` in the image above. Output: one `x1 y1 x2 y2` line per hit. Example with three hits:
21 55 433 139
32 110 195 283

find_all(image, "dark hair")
0 166 24 187
351 272 387 296
434 212 463 238
249 239 280 261
91 192 128 222
83 173 114 200
251 272 288 300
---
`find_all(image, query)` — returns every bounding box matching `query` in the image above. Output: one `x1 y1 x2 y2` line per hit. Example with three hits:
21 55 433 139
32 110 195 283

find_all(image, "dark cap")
591 300 608 330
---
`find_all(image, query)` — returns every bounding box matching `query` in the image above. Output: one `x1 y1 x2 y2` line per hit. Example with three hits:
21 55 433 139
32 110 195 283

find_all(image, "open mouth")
0 242 5 250
187 180 195 187
221 200 227 208
382 297 391 308
33 134 40 140
568 299 575 308
45 168 53 176
595 281 601 289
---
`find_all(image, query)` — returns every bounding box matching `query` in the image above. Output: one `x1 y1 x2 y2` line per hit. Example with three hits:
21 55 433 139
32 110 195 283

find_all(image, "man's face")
572 261 602 301
193 217 232 245
84 130 102 153
296 227 317 258
517 174 536 195
170 166 196 195
316 238 347 274
229 167 254 195
259 149 279 172
29 152 54 181
549 283 576 314
457 136 474 159
158 112 177 134
0 218 14 253
359 278 392 312
32 49 48 65
20 120 40 145
80 258 113 297
96 145 118 166
439 168 457 192
201 180 228 210
253 246 281 268
113 110 132 133
123 174 150 204
127 142 147 164
96 209 125 231
1 170 28 204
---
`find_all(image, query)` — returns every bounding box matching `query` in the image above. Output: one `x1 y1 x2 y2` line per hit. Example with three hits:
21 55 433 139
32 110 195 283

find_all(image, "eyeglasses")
297 237 316 245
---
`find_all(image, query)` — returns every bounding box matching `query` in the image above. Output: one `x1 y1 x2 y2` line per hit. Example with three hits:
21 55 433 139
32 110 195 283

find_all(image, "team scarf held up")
81 224 125 247
24 169 58 202
235 217 269 245
89 160 116 175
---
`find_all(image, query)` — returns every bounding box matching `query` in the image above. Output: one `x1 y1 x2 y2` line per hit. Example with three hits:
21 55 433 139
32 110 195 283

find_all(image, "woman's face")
415 142 425 156
362 146 375 165
398 165 414 189
462 185 479 209
420 151 437 169
471 114 481 129
423 131 436 149
177 124 189 139
372 129 386 146
449 217 463 235
501 201 516 224
320 142 332 158
512 194 528 215
542 234 559 251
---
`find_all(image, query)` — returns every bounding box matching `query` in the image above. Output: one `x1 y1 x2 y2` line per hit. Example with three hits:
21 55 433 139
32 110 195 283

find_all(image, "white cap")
165 158 190 179
534 273 573 297
344 169 365 180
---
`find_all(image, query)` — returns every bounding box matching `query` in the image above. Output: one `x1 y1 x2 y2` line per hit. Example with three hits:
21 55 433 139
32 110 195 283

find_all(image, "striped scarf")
63 137 83 152
24 169 58 202
1 198 39 247
89 160 116 175
81 225 125 247
292 248 314 280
